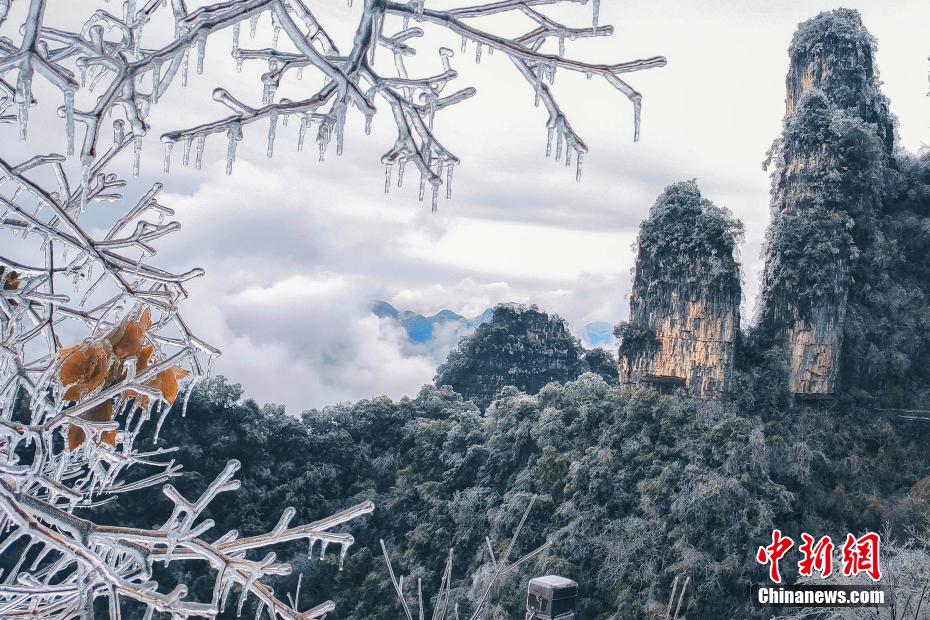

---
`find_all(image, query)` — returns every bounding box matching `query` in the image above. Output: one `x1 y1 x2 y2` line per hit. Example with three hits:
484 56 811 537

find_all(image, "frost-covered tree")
0 0 665 617
773 530 930 620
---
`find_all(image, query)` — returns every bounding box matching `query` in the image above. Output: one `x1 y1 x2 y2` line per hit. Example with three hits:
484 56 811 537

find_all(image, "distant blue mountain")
371 301 493 344
584 321 616 346
372 301 615 349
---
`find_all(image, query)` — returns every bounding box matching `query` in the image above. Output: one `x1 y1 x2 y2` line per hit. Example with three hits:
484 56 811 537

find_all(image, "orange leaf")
110 314 146 360
122 344 157 404
60 343 111 401
137 345 154 372
2 269 20 291
66 401 116 451
148 367 190 406
58 343 81 357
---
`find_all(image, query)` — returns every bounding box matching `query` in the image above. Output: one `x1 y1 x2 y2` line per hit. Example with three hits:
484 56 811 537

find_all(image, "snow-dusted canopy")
0 0 662 617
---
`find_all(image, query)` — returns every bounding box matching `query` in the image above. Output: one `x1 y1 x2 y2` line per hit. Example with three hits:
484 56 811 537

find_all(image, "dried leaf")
2 269 20 290
148 367 190 406
137 344 155 372
110 308 152 360
66 401 116 451
60 342 112 401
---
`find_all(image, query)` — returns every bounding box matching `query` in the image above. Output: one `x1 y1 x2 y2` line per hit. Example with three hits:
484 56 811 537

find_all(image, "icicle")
334 102 346 156
226 125 240 175
398 160 406 188
183 136 192 166
196 31 207 75
298 116 307 152
384 164 392 194
418 174 425 202
462 35 469 53
565 145 572 167
369 12 382 65
132 136 142 176
446 164 454 199
318 123 330 161
431 182 439 213
262 80 276 105
250 14 259 37
272 25 281 48
181 376 199 417
545 126 554 157
267 109 278 157
297 67 303 80
181 47 189 86
195 134 206 169
632 97 642 142
17 74 30 141
80 160 91 202
555 131 563 161
133 24 142 57
231 22 240 69
364 114 373 135
152 61 161 103
162 139 173 173
58 89 75 158
592 0 600 31
534 68 542 107
576 151 584 182
475 43 482 64
558 35 565 58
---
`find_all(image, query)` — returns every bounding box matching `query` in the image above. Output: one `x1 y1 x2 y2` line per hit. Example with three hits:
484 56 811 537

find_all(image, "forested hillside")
86 8 930 619
434 304 618 410
98 364 930 619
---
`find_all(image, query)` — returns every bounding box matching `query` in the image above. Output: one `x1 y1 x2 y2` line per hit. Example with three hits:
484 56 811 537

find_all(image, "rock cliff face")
756 8 892 397
783 9 893 147
617 181 742 399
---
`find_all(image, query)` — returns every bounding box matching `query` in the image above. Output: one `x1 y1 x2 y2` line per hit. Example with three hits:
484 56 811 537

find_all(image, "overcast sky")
4 1 929 411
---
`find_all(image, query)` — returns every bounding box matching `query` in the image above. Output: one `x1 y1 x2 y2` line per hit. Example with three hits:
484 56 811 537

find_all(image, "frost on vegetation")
0 0 663 615
380 494 551 620
0 1 375 617
1 0 666 214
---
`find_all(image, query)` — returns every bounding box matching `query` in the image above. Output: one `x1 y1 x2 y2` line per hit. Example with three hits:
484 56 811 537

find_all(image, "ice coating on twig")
156 0 663 209
0 2 374 617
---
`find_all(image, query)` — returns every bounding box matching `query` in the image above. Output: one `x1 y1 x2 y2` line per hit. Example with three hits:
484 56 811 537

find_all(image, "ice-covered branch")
156 0 665 210
0 3 375 617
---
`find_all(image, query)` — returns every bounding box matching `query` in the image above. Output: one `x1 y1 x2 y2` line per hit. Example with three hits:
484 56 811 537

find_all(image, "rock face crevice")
617 181 743 399
622 296 738 398
755 8 892 398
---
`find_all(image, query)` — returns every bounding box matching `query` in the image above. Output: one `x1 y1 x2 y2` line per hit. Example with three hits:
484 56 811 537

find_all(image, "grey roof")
529 575 577 588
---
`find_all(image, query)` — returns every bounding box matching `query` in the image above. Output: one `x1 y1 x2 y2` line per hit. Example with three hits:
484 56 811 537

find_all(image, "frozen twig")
0 2 374 617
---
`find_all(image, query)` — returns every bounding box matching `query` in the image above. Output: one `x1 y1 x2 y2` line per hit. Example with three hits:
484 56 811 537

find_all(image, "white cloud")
3 1 928 410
